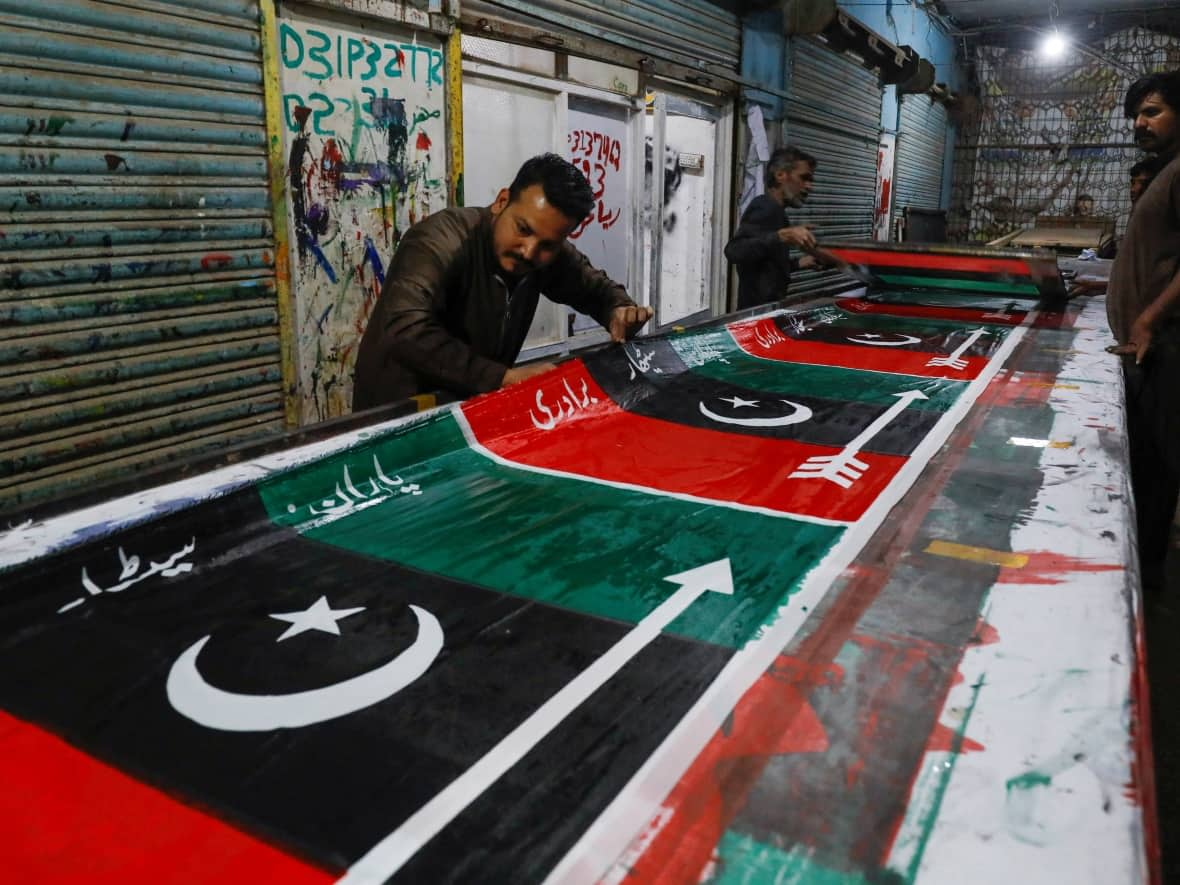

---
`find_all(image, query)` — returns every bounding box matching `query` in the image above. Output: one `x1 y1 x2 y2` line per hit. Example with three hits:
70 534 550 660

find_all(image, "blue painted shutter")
0 0 283 513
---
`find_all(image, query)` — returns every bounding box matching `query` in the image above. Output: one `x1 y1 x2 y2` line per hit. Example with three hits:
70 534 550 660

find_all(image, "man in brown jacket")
352 154 652 409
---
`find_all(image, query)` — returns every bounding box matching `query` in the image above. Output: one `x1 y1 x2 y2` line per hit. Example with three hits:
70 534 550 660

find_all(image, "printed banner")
0 295 1031 883
730 306 1013 380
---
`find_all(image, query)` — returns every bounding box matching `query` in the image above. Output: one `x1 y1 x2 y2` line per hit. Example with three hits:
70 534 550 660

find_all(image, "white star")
269 596 366 642
719 395 759 408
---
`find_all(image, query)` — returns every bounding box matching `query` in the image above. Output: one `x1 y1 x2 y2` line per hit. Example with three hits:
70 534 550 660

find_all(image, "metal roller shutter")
893 94 947 226
462 0 740 75
784 37 881 298
0 0 284 512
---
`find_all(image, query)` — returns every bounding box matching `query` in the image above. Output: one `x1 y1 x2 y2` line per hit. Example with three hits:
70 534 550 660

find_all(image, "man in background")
353 154 652 409
1107 70 1180 590
724 146 820 310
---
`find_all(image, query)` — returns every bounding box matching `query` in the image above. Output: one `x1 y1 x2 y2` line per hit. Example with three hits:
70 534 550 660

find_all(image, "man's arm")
723 199 780 264
543 244 651 341
374 224 511 395
724 199 816 263
1111 266 1180 364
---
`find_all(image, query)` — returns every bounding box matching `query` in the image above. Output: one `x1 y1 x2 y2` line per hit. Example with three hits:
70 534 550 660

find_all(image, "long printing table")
0 245 1154 884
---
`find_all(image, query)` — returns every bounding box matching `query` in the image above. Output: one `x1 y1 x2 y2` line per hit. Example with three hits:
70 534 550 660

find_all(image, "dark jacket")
353 206 634 409
724 194 799 310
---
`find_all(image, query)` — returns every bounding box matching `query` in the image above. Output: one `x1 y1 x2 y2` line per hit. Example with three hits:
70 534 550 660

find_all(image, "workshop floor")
1146 525 1180 884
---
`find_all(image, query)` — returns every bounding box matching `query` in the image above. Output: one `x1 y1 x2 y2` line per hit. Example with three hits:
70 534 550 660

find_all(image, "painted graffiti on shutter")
277 8 446 422
567 102 631 331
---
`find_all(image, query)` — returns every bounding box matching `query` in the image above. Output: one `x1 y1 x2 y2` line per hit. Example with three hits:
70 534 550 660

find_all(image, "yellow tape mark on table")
924 540 1029 569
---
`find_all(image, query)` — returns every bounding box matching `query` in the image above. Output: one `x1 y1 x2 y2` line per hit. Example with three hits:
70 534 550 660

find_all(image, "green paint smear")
1005 771 1052 792
876 274 1040 296
904 677 986 882
669 329 964 412
258 411 843 648
711 831 905 884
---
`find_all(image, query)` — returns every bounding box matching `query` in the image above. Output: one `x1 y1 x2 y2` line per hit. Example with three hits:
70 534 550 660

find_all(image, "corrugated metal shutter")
0 0 284 513
462 0 740 74
784 37 881 298
893 93 947 226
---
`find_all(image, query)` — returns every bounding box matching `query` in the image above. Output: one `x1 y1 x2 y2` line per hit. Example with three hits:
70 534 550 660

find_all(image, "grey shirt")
1108 152 1180 342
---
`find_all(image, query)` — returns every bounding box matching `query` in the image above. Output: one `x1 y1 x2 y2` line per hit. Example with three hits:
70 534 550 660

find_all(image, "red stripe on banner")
837 297 1027 327
0 710 335 884
462 361 905 523
730 319 989 380
825 247 1033 277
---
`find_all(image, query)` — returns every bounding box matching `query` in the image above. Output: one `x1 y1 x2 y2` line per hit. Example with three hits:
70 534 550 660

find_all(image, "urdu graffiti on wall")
567 128 623 236
278 15 446 422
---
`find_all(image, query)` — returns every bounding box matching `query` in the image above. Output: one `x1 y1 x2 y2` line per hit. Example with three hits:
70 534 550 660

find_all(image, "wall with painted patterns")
277 4 446 423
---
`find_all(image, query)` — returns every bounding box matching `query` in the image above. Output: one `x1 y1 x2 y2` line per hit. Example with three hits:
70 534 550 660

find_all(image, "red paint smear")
1032 309 1078 330
969 620 1001 646
463 360 904 523
0 709 334 883
320 138 344 189
619 655 831 884
415 131 431 151
985 370 1056 408
925 721 985 754
1128 595 1163 884
826 247 1034 277
292 105 311 128
200 253 232 271
837 297 1028 327
997 551 1123 585
730 318 990 380
877 178 892 216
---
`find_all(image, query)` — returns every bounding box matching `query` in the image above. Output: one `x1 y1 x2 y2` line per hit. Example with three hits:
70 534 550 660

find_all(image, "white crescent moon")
846 334 922 347
698 399 813 427
166 605 443 732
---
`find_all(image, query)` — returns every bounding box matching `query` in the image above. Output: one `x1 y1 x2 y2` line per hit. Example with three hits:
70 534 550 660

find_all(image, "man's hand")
777 224 817 250
1109 312 1157 364
1068 278 1107 297
502 362 557 387
798 254 817 270
608 305 654 343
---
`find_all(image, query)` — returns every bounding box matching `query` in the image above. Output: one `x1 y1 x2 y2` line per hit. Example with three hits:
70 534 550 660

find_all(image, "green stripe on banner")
258 412 843 649
877 274 1040 295
669 328 965 412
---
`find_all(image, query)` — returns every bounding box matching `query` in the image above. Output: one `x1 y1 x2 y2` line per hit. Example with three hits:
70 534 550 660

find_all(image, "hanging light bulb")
1041 30 1068 60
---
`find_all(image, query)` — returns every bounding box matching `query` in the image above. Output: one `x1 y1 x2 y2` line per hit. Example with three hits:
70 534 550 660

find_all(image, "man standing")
352 153 652 409
724 147 819 310
1107 70 1180 589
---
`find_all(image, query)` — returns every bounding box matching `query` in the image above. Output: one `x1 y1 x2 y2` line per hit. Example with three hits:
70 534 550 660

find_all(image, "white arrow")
926 327 988 371
789 390 929 489
340 559 737 884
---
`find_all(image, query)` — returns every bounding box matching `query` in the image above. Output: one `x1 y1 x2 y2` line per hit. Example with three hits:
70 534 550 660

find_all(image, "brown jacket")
353 206 634 409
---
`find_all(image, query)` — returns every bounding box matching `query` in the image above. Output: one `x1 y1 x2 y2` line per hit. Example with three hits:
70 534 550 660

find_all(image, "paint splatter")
371 97 408 189
997 551 1123 585
200 253 233 272
104 154 128 172
415 131 431 151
